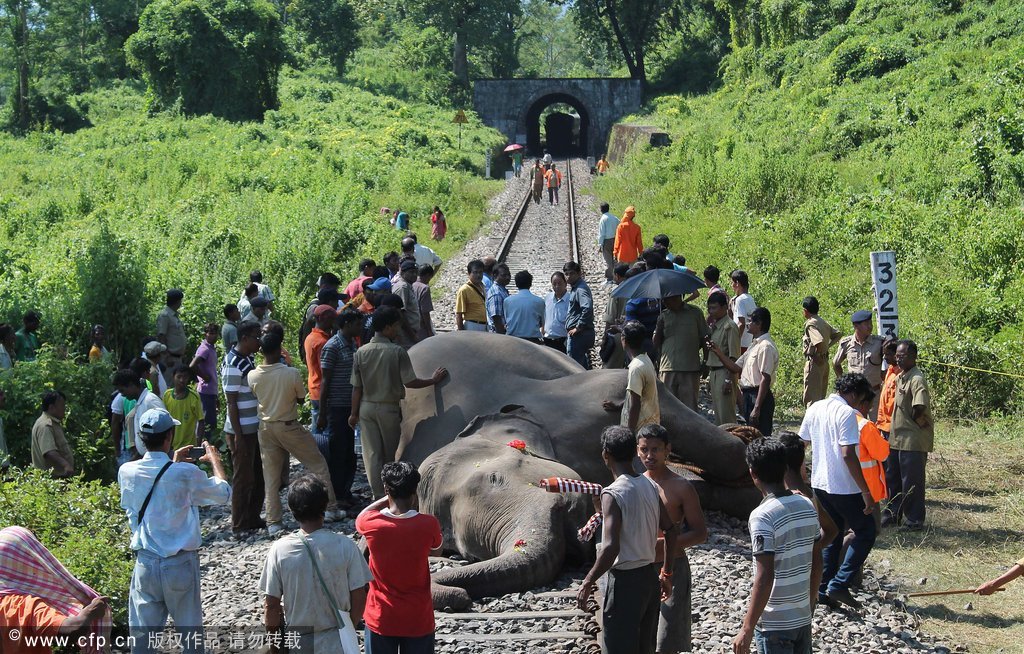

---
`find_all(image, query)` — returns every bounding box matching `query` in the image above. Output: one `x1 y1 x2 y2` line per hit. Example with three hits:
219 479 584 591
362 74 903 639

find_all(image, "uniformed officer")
832 309 885 418
349 306 448 499
705 293 740 425
801 296 841 407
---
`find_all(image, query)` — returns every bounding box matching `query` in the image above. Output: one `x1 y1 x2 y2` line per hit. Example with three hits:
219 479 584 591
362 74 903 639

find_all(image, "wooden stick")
906 587 1005 597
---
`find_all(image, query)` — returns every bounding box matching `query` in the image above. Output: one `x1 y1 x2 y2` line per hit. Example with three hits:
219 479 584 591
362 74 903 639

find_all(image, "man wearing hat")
833 310 886 419
156 289 187 387
304 304 337 438
241 296 270 327
390 259 421 348
119 407 230 650
143 340 170 397
801 296 841 407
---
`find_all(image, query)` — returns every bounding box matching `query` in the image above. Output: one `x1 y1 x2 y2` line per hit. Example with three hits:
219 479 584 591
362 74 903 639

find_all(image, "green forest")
1 0 1023 629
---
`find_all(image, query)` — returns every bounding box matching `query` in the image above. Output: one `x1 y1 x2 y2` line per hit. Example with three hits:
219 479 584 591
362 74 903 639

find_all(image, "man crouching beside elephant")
578 426 680 654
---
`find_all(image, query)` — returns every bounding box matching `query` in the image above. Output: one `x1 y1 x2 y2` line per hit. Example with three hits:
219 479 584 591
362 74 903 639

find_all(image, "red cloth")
303 327 331 400
0 595 66 654
356 510 442 637
430 212 447 241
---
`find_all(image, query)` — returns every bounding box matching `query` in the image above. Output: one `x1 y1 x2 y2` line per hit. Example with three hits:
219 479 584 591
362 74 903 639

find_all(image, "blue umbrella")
610 268 707 300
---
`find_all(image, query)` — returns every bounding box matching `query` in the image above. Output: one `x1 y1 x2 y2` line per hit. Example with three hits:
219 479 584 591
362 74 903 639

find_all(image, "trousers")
198 393 217 439
657 553 691 653
884 449 928 526
802 359 830 406
227 430 264 532
602 563 660 654
359 400 402 499
754 624 812 654
319 405 358 503
257 420 337 525
660 370 700 412
814 489 877 596
365 629 435 654
129 549 204 654
601 238 616 281
708 367 736 425
741 387 775 438
567 329 595 370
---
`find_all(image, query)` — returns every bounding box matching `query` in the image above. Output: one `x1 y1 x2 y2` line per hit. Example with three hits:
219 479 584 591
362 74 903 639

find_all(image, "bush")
125 0 286 121
828 36 912 83
4 92 91 134
0 352 115 481
0 468 132 627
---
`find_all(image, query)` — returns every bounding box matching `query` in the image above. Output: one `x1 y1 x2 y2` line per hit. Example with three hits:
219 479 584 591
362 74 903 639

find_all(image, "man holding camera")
118 408 231 653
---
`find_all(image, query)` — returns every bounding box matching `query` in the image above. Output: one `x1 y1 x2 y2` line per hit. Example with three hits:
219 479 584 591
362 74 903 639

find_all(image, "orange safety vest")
545 169 562 188
856 413 889 502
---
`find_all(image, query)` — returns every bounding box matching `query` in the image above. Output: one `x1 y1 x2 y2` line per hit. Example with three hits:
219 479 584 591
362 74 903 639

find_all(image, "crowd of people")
2 189 1021 654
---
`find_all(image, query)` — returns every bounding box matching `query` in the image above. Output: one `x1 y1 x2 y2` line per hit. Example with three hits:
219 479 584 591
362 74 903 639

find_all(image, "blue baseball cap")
367 277 392 292
851 310 873 324
139 408 181 435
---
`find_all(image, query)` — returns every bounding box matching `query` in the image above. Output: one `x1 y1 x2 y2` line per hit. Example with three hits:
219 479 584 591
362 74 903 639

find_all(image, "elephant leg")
431 537 565 609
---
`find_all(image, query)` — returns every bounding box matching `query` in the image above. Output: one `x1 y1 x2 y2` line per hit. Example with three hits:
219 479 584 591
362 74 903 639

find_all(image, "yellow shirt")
162 388 204 450
455 281 487 323
737 334 779 388
623 353 660 429
708 317 740 368
31 413 74 472
249 363 306 422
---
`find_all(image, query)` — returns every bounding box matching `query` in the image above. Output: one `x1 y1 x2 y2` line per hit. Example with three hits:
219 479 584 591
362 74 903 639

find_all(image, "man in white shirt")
798 373 877 610
709 307 777 438
239 270 276 312
543 272 570 352
119 408 230 653
503 271 546 341
729 269 757 351
597 202 619 286
406 233 443 269
113 368 169 457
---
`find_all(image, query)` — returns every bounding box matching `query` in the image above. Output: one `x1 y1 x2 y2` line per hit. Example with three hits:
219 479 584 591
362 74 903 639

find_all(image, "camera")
188 446 206 462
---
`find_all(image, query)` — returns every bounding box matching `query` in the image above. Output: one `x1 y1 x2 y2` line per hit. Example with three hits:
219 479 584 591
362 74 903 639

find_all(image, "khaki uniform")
886 366 933 527
156 305 187 385
707 318 740 425
351 335 417 498
802 315 840 406
31 413 73 473
656 305 709 411
391 279 421 348
249 362 337 525
833 334 885 418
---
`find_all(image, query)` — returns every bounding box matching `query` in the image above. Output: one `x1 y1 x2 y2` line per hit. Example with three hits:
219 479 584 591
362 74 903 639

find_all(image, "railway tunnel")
473 78 642 158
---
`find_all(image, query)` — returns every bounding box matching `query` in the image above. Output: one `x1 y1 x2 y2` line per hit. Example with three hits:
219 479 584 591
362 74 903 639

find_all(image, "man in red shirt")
304 304 336 441
356 461 443 653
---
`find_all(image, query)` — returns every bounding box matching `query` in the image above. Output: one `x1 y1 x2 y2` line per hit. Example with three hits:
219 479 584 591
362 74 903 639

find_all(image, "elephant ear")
453 407 557 458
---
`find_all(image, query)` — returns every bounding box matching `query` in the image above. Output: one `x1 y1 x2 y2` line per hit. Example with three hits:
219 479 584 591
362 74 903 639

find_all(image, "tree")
288 0 360 77
125 0 286 121
570 0 673 87
406 0 521 86
2 0 34 129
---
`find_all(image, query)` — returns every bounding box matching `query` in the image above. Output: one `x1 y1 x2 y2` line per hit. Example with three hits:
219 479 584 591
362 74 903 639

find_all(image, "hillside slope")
595 0 1024 415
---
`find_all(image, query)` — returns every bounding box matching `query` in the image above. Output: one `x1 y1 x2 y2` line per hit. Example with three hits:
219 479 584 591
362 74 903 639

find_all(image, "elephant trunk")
431 509 566 609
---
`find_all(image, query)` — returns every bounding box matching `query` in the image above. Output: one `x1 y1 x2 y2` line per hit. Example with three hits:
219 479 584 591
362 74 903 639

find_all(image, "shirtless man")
638 424 708 654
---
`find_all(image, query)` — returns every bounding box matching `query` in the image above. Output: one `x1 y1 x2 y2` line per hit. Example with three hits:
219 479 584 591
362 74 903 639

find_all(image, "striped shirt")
748 493 820 631
319 333 357 409
486 284 509 332
222 348 259 435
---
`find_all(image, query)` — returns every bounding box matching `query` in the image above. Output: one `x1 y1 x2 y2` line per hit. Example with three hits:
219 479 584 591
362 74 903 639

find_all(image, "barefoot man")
638 424 708 654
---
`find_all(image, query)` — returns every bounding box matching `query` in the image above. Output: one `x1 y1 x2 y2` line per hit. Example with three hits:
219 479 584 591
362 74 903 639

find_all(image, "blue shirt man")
503 271 546 340
486 264 511 333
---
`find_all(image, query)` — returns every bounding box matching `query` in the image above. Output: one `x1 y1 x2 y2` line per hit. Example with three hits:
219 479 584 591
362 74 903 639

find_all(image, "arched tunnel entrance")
525 93 590 157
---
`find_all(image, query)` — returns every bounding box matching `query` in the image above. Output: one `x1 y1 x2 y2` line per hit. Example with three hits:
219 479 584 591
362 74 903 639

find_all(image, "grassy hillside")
594 0 1024 416
0 68 504 354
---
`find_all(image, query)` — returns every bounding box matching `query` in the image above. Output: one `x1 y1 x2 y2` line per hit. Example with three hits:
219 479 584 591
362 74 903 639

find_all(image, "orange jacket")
613 207 642 263
876 365 901 432
856 413 890 502
545 168 562 188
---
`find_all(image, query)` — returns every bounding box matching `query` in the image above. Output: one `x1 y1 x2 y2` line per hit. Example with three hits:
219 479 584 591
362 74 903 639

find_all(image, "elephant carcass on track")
417 408 591 610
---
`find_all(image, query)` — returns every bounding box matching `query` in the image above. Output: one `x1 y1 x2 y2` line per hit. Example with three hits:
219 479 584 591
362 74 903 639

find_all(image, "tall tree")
571 0 673 86
2 0 33 128
406 0 521 86
288 0 360 77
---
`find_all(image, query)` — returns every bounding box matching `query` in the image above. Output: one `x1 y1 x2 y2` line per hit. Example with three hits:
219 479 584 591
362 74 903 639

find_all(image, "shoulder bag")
300 535 361 654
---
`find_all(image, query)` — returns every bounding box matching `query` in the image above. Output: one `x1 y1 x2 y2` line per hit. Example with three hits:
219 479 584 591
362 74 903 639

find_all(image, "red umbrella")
503 144 524 152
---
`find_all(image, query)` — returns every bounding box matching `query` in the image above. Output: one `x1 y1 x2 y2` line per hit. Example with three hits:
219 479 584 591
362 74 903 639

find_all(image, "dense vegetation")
595 0 1024 416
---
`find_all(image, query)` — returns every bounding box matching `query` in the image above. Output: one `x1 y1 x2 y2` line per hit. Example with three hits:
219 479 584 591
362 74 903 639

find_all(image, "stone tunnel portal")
526 94 589 157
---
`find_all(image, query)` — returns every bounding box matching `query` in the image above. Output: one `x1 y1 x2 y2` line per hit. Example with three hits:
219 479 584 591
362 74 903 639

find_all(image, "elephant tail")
431 531 566 609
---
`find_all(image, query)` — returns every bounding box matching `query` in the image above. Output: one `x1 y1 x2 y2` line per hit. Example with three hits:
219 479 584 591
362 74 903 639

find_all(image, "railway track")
498 158 582 286
431 160 602 652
